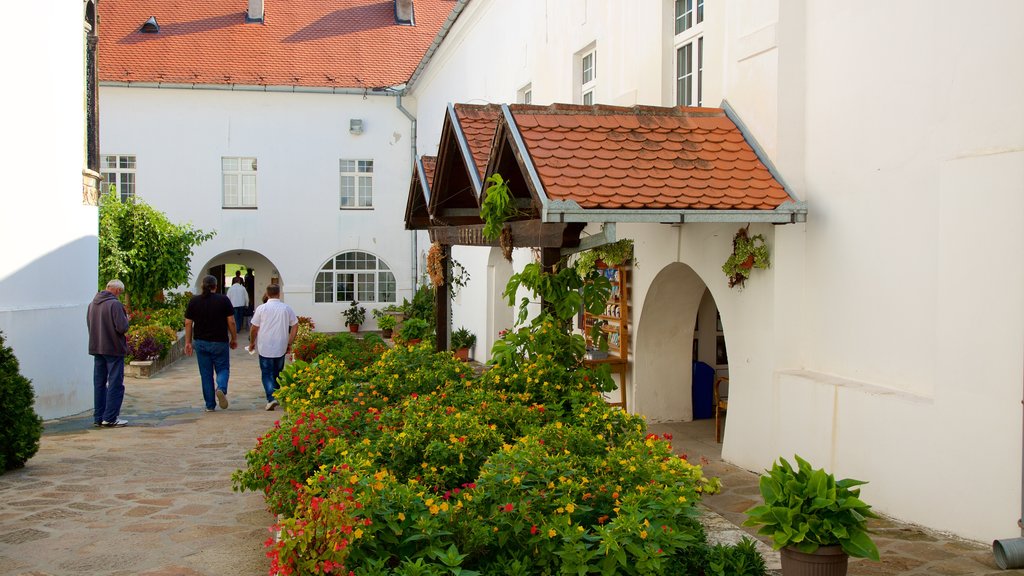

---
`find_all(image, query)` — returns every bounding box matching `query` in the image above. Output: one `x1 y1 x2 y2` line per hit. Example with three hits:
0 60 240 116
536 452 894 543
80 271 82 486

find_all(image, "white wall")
409 0 1024 542
100 87 419 332
0 3 98 419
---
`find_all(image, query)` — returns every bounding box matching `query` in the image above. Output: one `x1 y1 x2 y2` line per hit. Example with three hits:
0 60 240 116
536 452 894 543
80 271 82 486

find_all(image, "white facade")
409 0 1024 543
99 87 420 332
0 3 99 419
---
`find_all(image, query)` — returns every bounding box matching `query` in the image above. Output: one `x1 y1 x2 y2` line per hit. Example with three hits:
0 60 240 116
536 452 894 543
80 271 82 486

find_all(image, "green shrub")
0 331 43 471
125 324 177 362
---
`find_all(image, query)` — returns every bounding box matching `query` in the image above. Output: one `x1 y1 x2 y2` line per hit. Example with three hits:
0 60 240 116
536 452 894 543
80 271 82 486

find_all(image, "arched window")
314 251 396 303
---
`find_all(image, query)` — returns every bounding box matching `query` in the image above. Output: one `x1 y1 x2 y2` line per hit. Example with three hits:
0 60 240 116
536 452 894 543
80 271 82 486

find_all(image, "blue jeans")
259 355 287 403
233 306 246 331
93 354 125 424
194 340 230 410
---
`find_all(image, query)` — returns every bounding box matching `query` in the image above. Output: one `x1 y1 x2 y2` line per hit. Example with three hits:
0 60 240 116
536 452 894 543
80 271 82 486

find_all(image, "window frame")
340 159 374 209
222 156 258 209
518 83 533 105
101 154 137 201
576 45 597 105
673 0 704 107
314 251 397 304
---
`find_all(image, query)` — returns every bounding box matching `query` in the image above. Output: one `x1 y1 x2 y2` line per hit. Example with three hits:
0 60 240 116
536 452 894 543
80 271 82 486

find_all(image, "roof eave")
544 199 808 224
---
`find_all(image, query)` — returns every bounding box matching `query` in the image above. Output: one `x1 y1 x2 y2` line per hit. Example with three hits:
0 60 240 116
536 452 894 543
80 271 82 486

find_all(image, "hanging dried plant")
500 226 514 262
427 242 445 287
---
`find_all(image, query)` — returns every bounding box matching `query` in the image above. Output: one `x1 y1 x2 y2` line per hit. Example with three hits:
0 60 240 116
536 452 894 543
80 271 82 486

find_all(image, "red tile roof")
98 0 457 88
453 104 501 182
507 104 790 210
421 155 437 189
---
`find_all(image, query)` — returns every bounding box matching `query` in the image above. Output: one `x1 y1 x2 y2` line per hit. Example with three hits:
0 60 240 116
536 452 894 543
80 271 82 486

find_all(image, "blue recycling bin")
692 361 714 419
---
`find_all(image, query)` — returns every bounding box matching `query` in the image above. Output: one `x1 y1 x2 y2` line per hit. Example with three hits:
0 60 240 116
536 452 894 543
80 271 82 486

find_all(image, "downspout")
396 93 419 292
992 359 1024 569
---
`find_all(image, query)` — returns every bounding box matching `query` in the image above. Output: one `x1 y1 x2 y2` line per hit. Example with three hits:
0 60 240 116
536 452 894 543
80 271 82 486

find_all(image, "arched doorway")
196 250 282 304
484 247 514 362
633 262 727 426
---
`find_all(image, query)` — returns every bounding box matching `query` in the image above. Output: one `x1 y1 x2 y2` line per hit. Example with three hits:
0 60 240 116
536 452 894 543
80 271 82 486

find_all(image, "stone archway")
195 249 282 302
633 262 708 423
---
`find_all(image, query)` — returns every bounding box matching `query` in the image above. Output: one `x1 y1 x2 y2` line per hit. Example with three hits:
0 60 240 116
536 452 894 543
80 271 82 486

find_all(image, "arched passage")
195 249 282 302
633 262 722 423
484 247 514 362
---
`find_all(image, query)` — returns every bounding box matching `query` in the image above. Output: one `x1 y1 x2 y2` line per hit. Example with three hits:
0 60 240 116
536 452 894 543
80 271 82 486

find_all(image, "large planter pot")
454 347 469 361
780 545 848 576
348 324 359 333
381 328 393 339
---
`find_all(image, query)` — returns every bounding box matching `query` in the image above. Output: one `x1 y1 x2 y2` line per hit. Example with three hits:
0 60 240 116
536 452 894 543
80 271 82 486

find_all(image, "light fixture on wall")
350 119 364 135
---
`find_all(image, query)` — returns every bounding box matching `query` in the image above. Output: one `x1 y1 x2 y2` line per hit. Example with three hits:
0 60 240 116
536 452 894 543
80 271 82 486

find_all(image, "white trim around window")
576 45 597 105
340 159 374 209
222 156 257 208
673 0 704 107
101 154 136 201
314 250 396 303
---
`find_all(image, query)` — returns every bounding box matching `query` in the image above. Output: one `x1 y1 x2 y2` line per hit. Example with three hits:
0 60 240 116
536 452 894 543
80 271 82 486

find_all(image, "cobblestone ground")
0 344 274 576
648 419 1022 576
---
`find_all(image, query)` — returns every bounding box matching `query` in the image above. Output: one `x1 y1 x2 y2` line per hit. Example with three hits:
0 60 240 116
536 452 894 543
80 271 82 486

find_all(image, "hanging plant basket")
722 226 770 289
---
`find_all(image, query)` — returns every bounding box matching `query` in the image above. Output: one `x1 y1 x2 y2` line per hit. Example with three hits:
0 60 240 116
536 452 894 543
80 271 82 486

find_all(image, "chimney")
395 0 414 25
247 0 264 23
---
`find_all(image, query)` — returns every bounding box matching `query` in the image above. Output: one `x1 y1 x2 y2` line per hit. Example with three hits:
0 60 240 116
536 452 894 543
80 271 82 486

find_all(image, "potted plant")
399 317 431 345
342 301 366 333
450 327 476 361
744 455 880 575
722 226 770 289
587 320 610 360
373 309 397 339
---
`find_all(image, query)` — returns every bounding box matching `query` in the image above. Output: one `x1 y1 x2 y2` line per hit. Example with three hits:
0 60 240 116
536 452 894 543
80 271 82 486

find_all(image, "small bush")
126 325 177 362
0 331 43 471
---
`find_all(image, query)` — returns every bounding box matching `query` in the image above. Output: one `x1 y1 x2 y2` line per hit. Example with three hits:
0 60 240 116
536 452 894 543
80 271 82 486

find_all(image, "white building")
405 0 1024 544
0 2 101 419
98 0 457 332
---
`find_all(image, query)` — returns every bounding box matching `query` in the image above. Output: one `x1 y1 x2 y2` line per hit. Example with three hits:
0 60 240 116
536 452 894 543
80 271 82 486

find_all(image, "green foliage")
98 194 214 308
743 455 880 560
374 312 398 331
574 239 635 279
343 301 367 326
722 226 770 289
125 324 178 362
400 318 432 342
704 537 767 576
450 327 476 350
0 331 43 471
480 174 519 241
401 285 436 326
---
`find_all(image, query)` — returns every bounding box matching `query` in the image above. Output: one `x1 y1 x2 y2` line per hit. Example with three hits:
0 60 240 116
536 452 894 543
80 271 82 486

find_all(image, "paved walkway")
0 348 1018 575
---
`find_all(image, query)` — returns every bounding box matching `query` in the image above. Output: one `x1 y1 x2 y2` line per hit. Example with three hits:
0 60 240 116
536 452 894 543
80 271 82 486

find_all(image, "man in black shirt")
184 275 238 411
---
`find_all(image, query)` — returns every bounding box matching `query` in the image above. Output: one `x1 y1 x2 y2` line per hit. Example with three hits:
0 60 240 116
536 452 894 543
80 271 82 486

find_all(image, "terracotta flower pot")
780 545 849 576
407 338 422 345
454 347 469 361
740 253 755 269
348 324 359 333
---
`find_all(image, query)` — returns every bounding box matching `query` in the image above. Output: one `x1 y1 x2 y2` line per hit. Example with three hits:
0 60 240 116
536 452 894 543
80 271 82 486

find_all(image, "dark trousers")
93 354 125 424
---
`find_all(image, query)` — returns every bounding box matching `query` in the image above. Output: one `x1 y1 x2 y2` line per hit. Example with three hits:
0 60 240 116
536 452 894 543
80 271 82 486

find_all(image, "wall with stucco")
99 87 420 332
410 0 1024 542
0 4 98 419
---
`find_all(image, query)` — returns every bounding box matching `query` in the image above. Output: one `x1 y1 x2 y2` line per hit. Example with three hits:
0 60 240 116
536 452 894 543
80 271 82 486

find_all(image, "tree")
99 193 215 308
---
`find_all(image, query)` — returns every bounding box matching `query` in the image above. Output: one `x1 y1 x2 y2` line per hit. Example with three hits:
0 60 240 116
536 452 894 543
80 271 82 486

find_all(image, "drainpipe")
395 93 419 292
992 364 1024 569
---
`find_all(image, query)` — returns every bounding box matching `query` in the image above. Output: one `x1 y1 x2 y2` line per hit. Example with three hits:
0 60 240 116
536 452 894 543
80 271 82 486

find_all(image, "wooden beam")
428 220 583 248
435 244 451 353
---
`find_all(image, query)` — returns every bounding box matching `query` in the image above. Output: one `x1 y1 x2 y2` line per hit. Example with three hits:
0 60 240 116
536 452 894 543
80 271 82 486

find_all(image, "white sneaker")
265 400 278 411
216 388 229 409
101 419 128 427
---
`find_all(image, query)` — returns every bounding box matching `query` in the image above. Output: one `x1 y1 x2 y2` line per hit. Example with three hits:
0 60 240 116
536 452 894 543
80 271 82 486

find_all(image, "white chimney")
395 0 414 25
248 0 264 23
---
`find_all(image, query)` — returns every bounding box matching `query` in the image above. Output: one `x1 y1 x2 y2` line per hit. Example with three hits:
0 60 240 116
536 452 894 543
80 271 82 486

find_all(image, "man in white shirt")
247 284 298 410
226 277 250 332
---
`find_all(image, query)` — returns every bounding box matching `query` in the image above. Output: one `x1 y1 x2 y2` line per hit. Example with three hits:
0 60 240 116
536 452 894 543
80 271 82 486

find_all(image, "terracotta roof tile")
453 104 502 181
506 104 791 211
98 0 457 88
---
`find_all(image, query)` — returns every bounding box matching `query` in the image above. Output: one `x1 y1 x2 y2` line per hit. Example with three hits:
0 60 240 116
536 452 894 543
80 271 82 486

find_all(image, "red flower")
503 503 514 512
530 525 538 535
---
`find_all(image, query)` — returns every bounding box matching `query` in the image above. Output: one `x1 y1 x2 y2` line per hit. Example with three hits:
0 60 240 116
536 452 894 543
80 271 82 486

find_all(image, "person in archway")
243 268 256 325
184 275 238 411
247 284 298 411
226 276 249 331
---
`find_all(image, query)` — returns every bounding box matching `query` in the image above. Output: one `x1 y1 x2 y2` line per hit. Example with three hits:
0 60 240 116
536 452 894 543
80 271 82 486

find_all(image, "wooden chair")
714 376 729 443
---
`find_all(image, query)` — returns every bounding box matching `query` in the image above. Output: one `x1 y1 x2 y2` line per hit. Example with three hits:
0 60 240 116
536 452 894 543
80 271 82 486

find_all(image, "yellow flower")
548 529 557 538
565 503 575 514
512 476 521 485
397 512 405 521
354 528 364 539
640 530 647 539
429 505 440 515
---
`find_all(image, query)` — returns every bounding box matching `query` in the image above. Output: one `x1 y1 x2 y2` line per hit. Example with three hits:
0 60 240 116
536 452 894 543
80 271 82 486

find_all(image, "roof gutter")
99 81 385 95
403 0 472 95
394 92 420 293
543 200 808 225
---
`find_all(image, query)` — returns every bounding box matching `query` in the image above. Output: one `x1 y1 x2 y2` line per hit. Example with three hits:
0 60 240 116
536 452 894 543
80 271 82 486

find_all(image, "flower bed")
233 342 768 575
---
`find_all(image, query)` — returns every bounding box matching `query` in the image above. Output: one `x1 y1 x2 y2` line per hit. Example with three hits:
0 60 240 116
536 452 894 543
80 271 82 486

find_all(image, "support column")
435 244 451 353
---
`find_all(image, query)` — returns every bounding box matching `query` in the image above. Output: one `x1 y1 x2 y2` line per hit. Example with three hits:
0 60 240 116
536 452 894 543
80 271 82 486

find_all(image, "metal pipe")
395 93 419 292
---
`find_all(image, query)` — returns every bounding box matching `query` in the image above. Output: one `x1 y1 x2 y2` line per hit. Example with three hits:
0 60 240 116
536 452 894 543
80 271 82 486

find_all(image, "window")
673 0 704 106
580 48 597 104
340 160 373 208
102 155 136 201
222 157 257 208
314 251 396 303
518 83 533 105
